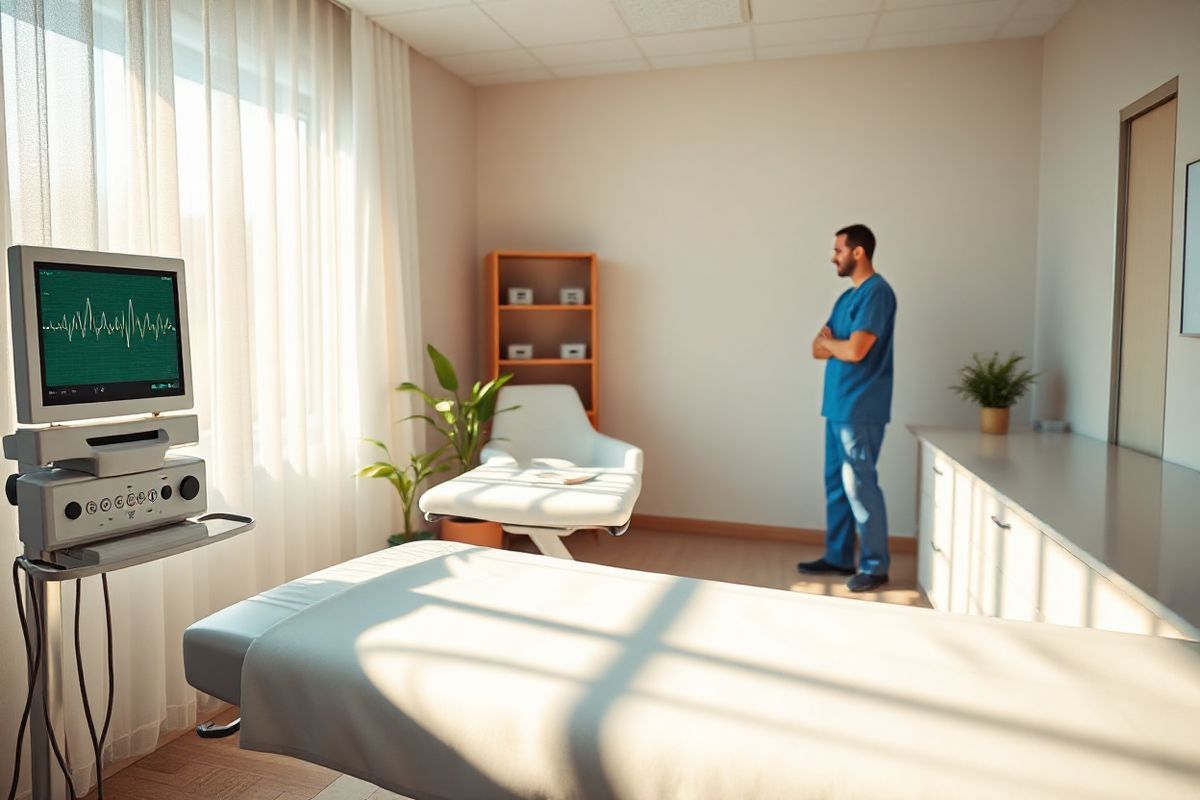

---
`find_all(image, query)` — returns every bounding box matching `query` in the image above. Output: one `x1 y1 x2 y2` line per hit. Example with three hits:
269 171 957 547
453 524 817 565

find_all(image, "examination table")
184 541 1200 800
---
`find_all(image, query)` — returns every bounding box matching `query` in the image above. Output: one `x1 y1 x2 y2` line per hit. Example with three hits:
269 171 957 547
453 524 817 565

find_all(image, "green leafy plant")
356 439 452 545
398 344 517 472
950 352 1039 409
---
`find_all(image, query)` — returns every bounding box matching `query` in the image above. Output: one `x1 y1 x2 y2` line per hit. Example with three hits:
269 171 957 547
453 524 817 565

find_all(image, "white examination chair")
419 384 643 559
482 384 643 472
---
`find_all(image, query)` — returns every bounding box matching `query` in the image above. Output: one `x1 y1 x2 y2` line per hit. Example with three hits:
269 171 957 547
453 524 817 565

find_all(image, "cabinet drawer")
927 549 951 612
1038 533 1095 629
995 507 1040 582
917 497 933 593
947 469 974 614
921 444 954 505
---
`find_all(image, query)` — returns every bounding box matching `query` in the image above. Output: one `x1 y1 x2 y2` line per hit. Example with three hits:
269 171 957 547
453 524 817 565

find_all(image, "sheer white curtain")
0 1 420 794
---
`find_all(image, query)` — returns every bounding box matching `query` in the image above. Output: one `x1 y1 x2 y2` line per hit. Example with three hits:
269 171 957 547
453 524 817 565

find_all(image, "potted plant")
950 352 1039 435
396 344 518 547
356 440 451 546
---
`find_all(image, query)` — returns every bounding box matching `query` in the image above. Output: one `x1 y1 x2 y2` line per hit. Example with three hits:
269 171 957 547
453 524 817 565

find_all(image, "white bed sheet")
223 542 1200 800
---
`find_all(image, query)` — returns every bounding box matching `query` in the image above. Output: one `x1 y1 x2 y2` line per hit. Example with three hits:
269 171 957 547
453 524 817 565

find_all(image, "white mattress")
183 541 467 704
188 542 1200 800
418 463 642 529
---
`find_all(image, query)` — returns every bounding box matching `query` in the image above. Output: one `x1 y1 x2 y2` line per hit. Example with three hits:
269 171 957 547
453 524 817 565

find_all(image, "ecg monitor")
8 245 193 424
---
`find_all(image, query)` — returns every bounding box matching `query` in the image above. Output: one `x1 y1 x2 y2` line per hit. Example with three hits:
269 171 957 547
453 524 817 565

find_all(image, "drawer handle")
931 466 944 476
990 515 1011 530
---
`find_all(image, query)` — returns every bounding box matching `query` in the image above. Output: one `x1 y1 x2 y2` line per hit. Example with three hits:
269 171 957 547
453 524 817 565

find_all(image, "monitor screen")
8 245 193 424
35 263 186 406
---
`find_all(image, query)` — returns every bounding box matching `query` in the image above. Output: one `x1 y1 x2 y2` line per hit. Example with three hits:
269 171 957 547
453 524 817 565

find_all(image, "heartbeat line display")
43 298 178 348
37 266 183 389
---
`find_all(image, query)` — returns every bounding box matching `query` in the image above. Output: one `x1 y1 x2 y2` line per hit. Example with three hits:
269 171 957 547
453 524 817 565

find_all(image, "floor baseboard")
630 514 918 554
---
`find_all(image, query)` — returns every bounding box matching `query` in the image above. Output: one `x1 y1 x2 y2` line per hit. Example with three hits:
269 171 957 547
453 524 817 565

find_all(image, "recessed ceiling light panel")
612 0 751 36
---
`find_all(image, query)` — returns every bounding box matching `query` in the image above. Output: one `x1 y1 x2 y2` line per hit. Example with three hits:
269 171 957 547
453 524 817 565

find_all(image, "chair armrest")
591 433 643 473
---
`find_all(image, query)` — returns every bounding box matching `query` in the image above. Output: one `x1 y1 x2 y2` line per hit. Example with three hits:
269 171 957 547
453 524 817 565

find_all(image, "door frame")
1107 77 1178 444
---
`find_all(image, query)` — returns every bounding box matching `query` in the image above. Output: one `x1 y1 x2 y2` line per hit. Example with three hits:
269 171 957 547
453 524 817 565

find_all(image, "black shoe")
797 558 855 576
846 572 889 592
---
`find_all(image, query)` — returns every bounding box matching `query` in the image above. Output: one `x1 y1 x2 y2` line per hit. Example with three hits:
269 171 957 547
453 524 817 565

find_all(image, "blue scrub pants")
823 420 890 576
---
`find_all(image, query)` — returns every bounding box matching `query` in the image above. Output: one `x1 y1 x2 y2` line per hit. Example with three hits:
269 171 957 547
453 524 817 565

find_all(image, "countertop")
909 426 1200 630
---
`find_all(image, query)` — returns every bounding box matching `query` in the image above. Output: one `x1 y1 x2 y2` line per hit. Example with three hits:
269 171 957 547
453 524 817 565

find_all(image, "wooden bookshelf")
486 251 599 427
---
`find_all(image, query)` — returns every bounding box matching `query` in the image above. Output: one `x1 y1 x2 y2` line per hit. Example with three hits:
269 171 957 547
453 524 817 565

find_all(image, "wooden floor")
84 528 928 799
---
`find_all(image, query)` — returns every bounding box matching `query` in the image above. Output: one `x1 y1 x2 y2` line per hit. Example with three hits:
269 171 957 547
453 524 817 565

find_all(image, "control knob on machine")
180 475 201 501
65 501 82 520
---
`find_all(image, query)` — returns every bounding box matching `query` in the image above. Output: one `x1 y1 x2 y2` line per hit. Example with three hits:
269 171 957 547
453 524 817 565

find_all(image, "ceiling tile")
756 38 868 59
751 0 882 24
351 0 470 15
1011 0 1074 20
753 14 876 47
996 13 1059 38
437 48 539 75
882 0 982 9
551 59 650 78
530 37 645 67
468 66 555 85
870 24 996 49
375 5 518 56
610 0 747 35
647 49 753 69
877 0 1018 35
636 25 752 57
477 0 629 47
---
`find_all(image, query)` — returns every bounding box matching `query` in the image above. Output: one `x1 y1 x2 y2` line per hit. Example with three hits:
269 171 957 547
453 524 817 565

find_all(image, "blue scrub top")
821 273 896 424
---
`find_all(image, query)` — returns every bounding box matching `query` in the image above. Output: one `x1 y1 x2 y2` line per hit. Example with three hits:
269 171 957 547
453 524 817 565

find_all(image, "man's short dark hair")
836 224 876 260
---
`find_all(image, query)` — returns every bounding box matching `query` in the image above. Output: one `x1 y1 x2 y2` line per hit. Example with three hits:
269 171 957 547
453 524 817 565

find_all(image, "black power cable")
30 566 80 799
8 561 39 800
72 578 115 796
5 561 124 800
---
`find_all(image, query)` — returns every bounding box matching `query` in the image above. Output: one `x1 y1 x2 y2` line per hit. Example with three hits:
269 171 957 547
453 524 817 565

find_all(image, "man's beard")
837 258 856 277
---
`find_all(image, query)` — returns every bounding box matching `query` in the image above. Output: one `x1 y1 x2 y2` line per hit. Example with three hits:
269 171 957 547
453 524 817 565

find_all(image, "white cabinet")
914 441 1196 640
917 443 954 611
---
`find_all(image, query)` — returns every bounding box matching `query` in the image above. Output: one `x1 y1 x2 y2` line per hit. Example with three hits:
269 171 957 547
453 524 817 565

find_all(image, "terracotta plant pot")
439 517 504 548
980 407 1010 435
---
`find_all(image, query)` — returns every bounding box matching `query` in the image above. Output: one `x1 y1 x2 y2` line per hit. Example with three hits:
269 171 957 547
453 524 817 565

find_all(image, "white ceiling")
348 0 1075 86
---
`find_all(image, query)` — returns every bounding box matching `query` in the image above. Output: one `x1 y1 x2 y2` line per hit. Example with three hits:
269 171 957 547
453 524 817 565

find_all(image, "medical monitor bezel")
8 245 194 425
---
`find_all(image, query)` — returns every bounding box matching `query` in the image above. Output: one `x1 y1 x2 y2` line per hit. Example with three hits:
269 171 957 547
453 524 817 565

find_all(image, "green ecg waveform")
38 268 181 387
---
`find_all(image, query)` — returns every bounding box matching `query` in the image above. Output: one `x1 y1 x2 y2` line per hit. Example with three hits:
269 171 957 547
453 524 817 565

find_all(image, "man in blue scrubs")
798 224 896 592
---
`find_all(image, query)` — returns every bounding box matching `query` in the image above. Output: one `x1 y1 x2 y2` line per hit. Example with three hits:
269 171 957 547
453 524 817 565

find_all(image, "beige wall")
411 51 478 400
476 40 1044 535
1034 0 1200 468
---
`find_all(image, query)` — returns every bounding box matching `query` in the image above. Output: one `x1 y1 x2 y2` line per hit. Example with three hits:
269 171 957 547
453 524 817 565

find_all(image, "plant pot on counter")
980 407 1010 435
439 517 504 548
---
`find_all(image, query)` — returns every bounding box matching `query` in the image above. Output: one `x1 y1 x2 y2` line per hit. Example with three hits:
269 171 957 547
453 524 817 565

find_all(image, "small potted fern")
950 352 1039 435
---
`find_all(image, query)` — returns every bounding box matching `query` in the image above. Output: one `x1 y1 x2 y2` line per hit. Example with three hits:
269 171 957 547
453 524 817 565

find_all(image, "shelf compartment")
499 309 592 360
497 255 593 306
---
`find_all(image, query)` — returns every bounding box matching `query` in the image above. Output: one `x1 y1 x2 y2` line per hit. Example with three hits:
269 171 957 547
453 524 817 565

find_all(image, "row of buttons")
92 487 165 515
64 476 200 520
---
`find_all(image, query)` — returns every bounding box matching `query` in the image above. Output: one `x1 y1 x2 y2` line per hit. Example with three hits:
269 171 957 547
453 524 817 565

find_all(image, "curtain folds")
0 2 420 794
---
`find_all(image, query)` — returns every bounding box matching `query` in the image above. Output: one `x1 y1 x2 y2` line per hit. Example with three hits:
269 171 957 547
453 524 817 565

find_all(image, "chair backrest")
488 384 595 465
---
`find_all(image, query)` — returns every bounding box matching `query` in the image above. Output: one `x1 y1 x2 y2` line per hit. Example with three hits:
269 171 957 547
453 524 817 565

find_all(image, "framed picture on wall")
1184 158 1200 335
